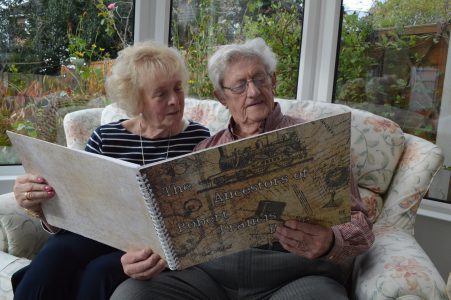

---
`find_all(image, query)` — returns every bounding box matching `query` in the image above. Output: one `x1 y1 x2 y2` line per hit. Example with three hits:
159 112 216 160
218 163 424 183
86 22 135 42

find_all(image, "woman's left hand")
121 248 167 280
274 220 334 259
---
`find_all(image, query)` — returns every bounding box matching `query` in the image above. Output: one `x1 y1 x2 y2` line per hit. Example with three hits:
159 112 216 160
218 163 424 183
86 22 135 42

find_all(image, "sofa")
0 98 448 299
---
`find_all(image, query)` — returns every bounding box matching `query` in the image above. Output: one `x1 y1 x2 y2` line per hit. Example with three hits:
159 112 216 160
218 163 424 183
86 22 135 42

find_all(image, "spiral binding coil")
136 173 180 270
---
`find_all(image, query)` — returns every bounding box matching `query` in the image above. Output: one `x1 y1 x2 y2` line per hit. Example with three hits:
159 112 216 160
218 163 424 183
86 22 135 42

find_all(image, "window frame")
135 0 342 102
134 0 170 45
1 0 450 213
436 28 451 169
297 0 342 102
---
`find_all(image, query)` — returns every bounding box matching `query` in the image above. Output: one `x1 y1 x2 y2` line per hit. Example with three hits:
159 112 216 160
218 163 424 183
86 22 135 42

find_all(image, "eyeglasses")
222 73 271 95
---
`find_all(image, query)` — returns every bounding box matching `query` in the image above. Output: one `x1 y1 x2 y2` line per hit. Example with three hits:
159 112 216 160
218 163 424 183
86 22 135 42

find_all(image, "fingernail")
44 186 52 191
47 191 55 196
37 177 45 183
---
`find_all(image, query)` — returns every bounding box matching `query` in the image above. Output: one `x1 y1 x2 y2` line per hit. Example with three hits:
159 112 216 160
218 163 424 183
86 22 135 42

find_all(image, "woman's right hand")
121 248 167 280
13 174 61 233
13 174 55 213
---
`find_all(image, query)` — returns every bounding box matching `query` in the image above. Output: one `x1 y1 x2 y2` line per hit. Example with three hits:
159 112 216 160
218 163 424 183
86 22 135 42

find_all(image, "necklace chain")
139 119 171 165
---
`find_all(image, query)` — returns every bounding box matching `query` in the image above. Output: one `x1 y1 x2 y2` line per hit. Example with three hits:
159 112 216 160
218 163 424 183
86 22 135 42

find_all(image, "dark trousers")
11 231 128 300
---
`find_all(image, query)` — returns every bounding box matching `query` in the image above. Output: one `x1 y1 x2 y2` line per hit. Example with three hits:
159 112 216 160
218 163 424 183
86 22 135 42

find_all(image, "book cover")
7 130 166 259
7 111 351 270
138 112 352 269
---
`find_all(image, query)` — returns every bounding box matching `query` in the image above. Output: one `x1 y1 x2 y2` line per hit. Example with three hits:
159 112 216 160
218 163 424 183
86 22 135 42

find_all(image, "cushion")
183 98 230 135
64 108 104 150
0 251 31 298
100 99 231 135
377 134 444 230
358 187 383 223
0 192 49 259
355 225 448 299
277 99 405 194
350 111 405 194
101 103 131 125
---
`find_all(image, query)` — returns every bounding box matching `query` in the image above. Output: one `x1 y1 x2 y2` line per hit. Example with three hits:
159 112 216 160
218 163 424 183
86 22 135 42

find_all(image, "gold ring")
25 191 32 200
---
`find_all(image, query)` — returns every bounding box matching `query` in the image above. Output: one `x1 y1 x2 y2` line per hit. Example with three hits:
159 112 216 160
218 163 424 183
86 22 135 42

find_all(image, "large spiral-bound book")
7 112 351 270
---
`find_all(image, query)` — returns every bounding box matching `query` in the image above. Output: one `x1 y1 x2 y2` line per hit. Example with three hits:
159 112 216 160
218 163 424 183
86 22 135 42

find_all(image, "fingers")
13 174 55 210
284 220 319 233
21 188 55 208
15 174 47 185
121 248 152 265
128 258 167 280
275 220 334 259
275 225 311 257
121 249 167 280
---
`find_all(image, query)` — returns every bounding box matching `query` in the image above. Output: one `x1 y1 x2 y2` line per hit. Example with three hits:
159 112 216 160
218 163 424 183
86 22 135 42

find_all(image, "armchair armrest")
352 225 447 299
447 274 451 299
0 192 49 259
376 134 444 233
63 107 103 150
0 251 31 298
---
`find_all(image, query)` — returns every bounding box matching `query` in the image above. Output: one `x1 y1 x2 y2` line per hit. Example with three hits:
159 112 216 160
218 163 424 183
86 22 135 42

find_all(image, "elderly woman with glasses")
111 38 374 300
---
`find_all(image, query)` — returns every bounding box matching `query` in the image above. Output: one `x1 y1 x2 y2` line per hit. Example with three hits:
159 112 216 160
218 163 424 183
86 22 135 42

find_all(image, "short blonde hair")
105 41 188 116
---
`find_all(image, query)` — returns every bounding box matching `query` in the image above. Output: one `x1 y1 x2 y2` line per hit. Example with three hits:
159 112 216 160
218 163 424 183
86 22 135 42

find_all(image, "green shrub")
171 0 303 99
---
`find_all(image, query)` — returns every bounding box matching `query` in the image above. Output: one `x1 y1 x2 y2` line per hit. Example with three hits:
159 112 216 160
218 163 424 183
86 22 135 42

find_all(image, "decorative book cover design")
7 112 351 270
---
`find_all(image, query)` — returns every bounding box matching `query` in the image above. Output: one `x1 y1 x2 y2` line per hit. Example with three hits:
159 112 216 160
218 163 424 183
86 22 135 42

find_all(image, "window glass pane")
335 0 451 203
0 0 134 165
170 0 304 99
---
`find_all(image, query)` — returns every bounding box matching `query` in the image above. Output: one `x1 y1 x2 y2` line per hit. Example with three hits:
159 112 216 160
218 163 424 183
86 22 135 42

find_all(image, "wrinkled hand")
121 248 167 280
13 174 55 213
275 220 334 259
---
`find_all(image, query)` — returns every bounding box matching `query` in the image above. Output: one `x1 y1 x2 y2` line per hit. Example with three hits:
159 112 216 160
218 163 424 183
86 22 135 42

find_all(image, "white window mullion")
314 1 341 102
435 27 451 168
297 0 321 101
297 0 341 102
134 0 170 45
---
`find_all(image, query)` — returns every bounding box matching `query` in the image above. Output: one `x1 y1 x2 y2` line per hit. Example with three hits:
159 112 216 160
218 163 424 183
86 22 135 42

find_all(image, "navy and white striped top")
85 119 210 165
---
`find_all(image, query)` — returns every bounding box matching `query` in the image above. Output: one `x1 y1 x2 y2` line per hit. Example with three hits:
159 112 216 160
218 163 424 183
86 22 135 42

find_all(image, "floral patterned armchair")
0 98 448 299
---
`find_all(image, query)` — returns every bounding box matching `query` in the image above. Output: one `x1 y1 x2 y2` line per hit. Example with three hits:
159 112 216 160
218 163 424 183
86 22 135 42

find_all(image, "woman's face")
217 57 275 127
139 73 185 132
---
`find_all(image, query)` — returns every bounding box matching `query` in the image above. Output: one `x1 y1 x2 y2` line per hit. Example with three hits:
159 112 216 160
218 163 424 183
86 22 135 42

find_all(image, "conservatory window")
334 0 451 203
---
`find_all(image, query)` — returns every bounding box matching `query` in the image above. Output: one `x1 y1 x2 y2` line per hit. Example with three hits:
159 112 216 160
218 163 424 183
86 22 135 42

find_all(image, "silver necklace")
139 119 171 165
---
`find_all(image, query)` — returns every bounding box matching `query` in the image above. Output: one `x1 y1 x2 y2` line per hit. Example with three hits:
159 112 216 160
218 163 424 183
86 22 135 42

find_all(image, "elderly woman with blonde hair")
11 41 210 300
111 38 374 300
